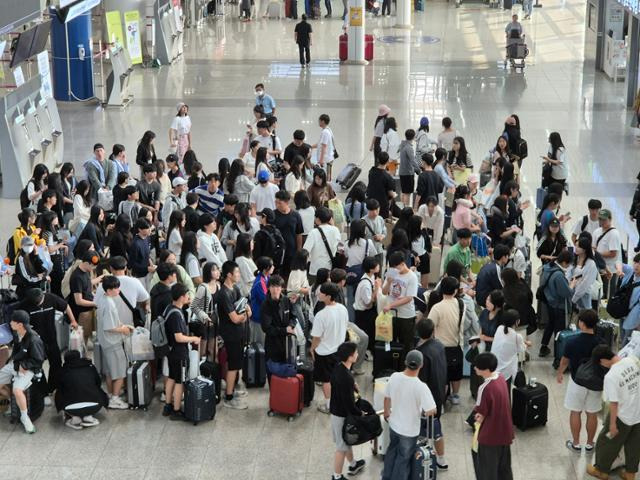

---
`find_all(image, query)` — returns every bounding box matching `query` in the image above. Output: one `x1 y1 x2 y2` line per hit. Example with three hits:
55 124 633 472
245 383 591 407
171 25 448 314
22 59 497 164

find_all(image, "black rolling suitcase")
372 341 404 378
512 380 548 431
595 319 618 349
10 373 46 424
243 341 266 388
296 358 314 406
199 322 222 404
336 163 362 190
184 376 216 425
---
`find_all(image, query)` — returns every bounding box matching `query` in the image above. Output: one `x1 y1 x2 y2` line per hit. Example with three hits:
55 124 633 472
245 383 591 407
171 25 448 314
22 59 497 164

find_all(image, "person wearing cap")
416 116 437 159
162 176 188 227
328 342 367 479
250 169 280 213
536 216 568 266
169 102 192 163
12 236 47 300
593 209 623 299
68 251 104 345
16 287 78 395
84 143 117 202
382 349 436 480
370 105 391 162
0 310 46 433
571 199 602 246
471 352 514 480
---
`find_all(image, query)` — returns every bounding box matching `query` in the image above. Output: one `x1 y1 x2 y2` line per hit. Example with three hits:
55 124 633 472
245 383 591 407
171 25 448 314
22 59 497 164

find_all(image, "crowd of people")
1 95 640 480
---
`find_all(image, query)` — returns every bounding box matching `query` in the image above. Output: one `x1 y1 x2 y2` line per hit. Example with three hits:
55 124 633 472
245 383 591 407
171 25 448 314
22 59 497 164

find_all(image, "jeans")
324 0 332 15
522 0 533 15
381 0 391 14
541 306 566 348
298 43 310 65
382 428 417 480
595 413 640 474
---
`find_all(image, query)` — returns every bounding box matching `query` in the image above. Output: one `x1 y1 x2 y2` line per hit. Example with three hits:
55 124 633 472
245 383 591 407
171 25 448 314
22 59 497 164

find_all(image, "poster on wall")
124 10 143 65
37 51 53 99
105 10 125 47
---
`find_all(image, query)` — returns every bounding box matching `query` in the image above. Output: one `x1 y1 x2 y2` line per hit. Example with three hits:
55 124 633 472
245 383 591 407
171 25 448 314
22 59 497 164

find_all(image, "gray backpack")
151 305 179 358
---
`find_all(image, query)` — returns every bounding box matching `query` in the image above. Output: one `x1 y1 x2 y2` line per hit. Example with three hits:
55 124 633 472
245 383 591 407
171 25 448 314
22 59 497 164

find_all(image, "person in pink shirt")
452 184 483 233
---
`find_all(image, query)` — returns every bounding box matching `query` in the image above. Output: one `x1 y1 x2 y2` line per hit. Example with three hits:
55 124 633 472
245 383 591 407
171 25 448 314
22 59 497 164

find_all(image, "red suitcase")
339 34 348 62
365 34 374 61
285 0 292 17
268 374 304 421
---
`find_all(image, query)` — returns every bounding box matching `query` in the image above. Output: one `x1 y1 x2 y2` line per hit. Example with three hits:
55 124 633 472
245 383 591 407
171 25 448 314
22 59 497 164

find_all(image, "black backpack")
606 278 640 319
517 139 528 160
260 227 286 269
19 186 30 209
5 237 16 266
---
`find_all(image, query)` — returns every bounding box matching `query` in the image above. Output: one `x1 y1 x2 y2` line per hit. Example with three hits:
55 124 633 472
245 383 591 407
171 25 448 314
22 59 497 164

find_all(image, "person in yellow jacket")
10 209 40 264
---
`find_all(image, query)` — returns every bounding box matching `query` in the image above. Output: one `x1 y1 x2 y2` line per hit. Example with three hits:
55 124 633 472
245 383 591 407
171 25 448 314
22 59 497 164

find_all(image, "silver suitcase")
127 361 153 410
55 312 69 351
93 338 104 376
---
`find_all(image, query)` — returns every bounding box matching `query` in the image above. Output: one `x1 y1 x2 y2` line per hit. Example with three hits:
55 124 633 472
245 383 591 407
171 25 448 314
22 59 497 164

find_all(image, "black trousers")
382 0 391 14
298 43 310 65
472 445 513 480
44 340 62 393
541 306 566 348
324 0 332 14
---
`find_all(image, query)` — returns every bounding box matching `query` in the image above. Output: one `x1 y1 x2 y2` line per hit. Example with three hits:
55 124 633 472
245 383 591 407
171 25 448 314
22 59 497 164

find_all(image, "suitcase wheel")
193 421 198 426
287 416 294 422
267 410 275 417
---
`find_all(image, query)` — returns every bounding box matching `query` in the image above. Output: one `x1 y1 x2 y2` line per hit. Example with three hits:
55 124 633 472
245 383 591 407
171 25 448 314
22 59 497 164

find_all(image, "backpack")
5 237 16 266
19 186 30 209
261 227 286 270
516 139 528 160
606 278 640 319
345 241 370 286
151 305 180 358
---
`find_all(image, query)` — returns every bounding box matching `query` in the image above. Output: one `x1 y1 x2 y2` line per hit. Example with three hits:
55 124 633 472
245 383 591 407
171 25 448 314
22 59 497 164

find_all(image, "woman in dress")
166 210 186 260
169 102 192 166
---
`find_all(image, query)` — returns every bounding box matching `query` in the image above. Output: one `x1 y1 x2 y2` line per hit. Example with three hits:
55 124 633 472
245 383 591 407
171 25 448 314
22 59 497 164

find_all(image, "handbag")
317 225 346 269
574 359 605 391
266 359 297 377
119 291 147 328
342 399 382 446
374 311 393 342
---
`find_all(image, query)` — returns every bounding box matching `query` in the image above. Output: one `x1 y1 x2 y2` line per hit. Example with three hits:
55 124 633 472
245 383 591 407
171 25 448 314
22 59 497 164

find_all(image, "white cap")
172 177 187 188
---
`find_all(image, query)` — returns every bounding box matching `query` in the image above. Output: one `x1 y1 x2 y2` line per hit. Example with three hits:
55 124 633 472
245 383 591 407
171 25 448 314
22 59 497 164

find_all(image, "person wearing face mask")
254 83 276 118
12 237 48 300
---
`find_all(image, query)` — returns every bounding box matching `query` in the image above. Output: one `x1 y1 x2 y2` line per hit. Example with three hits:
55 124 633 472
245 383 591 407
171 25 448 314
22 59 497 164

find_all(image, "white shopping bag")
187 345 199 380
129 327 155 361
618 331 640 359
97 189 113 211
69 326 86 357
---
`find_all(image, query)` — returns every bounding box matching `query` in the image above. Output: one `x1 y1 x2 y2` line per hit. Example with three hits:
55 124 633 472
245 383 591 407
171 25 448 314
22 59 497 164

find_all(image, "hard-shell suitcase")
268 373 304 420
373 376 390 411
267 1 282 18
285 0 292 17
503 0 512 8
372 413 390 456
365 34 374 61
596 320 618 349
553 328 580 369
93 336 104 376
297 359 314 406
243 342 267 388
429 246 442 281
339 34 348 62
535 187 546 210
184 376 216 425
127 361 153 409
411 437 437 479
55 311 69 351
512 381 548 431
373 341 404 378
10 373 46 424
336 163 362 190
199 324 222 404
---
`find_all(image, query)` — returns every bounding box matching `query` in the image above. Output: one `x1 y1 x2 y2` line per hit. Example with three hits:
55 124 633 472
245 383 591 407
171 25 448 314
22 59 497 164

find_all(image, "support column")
395 0 412 29
347 0 366 64
626 14 639 107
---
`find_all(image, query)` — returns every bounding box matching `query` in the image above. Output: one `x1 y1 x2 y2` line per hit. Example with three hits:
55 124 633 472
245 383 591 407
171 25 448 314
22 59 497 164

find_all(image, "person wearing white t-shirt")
437 117 458 151
254 121 282 161
382 251 419 355
250 170 279 213
310 283 349 414
169 103 192 164
490 310 528 386
588 345 640 480
311 114 335 180
382 350 437 480
93 256 150 328
593 209 622 298
303 207 342 282
570 199 602 246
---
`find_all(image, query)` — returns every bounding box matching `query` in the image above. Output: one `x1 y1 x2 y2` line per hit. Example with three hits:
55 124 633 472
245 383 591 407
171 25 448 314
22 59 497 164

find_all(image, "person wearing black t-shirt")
274 191 304 277
68 251 103 345
329 342 366 478
366 152 397 219
163 283 200 420
17 288 78 394
150 263 178 320
218 261 252 410
283 130 311 164
294 16 313 67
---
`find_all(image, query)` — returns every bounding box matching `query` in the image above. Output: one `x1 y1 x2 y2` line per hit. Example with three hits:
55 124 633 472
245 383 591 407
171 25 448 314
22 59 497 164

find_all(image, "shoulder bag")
317 226 346 269
119 291 147 329
574 359 605 392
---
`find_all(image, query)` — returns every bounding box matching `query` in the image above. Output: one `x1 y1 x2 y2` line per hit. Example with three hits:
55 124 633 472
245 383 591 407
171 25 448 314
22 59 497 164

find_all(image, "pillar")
395 0 412 29
347 0 366 64
50 10 94 101
626 14 639 107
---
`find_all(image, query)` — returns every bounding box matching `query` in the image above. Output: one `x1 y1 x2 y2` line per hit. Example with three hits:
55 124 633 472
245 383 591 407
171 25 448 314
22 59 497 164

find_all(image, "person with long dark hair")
536 216 568 265
488 196 520 246
77 205 107 257
501 267 537 336
447 136 472 174
284 155 305 196
180 231 202 285
108 213 132 260
225 159 255 203
370 105 390 161
169 102 192 164
44 172 65 224
478 289 505 351
166 210 186 260
218 157 231 190
386 228 411 267
503 114 522 160
571 234 599 310
60 162 76 225
38 210 67 296
69 180 92 237
452 184 482 233
26 163 49 208
491 309 527 389
235 233 256 298
12 236 47 299
380 117 401 174
542 131 568 187
407 215 432 288
136 131 158 175
344 182 367 223
307 168 335 209
220 202 260 260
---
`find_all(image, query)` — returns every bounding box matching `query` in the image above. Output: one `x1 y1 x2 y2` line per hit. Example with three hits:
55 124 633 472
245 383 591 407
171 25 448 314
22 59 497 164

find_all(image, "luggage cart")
505 36 529 70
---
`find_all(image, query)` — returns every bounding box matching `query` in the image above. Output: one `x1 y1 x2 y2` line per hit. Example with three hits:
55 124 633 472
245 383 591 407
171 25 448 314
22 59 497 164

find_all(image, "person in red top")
472 352 514 480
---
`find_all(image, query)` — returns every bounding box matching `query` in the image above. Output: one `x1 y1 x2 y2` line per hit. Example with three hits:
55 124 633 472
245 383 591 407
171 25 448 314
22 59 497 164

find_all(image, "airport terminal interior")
0 0 639 478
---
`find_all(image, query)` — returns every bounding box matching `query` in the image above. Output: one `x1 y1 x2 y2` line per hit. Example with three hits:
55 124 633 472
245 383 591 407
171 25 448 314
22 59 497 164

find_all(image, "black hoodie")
54 356 109 411
10 327 46 373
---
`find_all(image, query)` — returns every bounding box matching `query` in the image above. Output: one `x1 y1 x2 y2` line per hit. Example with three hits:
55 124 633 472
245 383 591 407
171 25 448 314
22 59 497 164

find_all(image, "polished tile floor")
1 0 639 478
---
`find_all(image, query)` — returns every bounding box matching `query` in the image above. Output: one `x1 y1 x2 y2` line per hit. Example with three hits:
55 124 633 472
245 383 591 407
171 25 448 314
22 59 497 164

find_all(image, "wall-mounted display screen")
30 21 51 56
9 26 37 68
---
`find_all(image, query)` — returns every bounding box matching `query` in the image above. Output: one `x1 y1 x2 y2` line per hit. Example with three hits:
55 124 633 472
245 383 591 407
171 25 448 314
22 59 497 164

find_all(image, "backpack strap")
596 227 615 247
316 226 335 264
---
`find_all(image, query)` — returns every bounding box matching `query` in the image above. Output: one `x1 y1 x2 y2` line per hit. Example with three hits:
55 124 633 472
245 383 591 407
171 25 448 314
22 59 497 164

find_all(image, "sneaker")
450 394 461 405
223 397 248 410
43 396 52 407
539 345 551 358
566 440 582 452
80 415 100 427
108 397 128 410
585 443 595 453
162 404 173 417
160 392 166 403
234 389 248 398
21 415 36 434
347 459 365 475
65 417 83 430
317 404 330 414
331 476 345 480
169 410 185 421
437 461 449 470
586 464 609 479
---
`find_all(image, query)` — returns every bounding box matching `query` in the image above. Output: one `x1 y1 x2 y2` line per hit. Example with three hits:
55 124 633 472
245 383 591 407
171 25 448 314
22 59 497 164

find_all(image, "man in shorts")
329 342 366 479
556 309 605 452
96 276 132 410
0 310 46 433
163 283 200 419
311 282 349 414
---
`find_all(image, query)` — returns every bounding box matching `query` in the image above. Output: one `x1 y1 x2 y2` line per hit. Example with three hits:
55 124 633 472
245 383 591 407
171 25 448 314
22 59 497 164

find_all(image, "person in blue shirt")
615 253 640 345
191 173 225 218
254 83 276 117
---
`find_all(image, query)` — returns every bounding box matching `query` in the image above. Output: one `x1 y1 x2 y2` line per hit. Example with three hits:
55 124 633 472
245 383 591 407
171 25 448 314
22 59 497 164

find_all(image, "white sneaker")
223 397 248 410
81 415 100 427
21 415 36 434
108 398 128 410
449 394 461 405
65 416 83 430
43 396 52 407
234 389 248 398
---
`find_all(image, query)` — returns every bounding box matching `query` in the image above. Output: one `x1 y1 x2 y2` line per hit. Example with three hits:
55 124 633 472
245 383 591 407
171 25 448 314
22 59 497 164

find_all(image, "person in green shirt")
443 228 472 279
